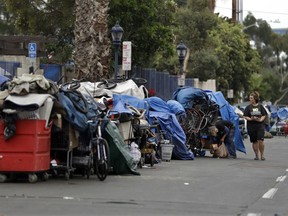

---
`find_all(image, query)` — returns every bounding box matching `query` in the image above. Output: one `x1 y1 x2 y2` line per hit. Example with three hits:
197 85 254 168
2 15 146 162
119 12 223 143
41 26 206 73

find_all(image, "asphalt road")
0 136 287 216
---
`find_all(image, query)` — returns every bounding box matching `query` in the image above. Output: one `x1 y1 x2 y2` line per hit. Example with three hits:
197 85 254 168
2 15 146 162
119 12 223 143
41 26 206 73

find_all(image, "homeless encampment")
172 86 246 154
111 94 194 160
57 86 139 175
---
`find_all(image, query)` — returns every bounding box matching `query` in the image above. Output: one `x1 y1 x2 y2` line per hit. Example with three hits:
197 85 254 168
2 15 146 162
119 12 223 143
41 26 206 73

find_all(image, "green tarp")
104 122 140 175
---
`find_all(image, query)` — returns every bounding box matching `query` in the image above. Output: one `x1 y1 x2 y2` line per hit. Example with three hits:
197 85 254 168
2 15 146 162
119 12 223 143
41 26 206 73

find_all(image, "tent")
206 91 246 154
112 94 194 160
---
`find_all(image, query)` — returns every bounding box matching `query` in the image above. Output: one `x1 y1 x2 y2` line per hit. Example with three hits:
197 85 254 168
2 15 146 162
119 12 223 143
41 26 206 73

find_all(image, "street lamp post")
176 41 187 76
111 21 124 79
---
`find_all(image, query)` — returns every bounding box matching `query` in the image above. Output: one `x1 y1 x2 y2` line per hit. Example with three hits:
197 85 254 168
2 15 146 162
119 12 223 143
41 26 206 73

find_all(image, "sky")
214 0 288 29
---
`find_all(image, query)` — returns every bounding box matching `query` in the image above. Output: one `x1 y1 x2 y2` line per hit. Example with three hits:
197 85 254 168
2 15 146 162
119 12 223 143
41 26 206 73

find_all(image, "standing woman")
243 91 267 160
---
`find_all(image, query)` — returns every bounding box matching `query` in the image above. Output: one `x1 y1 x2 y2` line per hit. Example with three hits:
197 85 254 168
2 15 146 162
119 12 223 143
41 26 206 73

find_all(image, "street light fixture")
111 21 124 79
242 22 259 31
176 41 187 75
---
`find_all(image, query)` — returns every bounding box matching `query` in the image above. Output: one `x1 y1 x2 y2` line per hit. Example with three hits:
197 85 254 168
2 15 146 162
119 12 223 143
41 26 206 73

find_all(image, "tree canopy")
1 0 283 104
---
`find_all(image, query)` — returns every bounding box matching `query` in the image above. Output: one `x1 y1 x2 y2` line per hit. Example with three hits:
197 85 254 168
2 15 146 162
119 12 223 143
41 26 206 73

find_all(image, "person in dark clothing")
243 91 267 160
208 120 237 159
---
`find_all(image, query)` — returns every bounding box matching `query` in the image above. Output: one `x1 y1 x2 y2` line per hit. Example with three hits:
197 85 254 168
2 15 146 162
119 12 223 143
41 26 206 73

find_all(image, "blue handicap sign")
28 43 37 58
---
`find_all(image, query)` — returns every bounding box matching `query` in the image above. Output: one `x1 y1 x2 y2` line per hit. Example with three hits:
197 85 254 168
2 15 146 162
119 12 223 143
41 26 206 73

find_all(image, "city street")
0 136 287 216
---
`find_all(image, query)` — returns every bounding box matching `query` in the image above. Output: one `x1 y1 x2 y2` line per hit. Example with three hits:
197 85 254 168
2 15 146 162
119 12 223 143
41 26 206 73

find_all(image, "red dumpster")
0 120 51 182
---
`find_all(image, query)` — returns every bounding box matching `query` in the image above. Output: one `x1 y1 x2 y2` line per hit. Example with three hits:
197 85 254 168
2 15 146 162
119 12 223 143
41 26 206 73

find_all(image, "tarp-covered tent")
104 122 140 175
172 86 246 154
274 107 288 120
112 94 194 160
79 80 146 99
57 90 140 175
172 87 210 109
206 91 246 154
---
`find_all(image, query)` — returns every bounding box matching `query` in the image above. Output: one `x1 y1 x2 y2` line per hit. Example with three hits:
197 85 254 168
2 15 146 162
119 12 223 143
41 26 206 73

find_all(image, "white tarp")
78 79 145 99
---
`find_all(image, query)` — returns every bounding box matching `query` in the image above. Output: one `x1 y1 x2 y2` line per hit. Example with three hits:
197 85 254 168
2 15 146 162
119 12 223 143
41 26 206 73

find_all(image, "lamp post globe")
176 41 187 75
111 21 124 79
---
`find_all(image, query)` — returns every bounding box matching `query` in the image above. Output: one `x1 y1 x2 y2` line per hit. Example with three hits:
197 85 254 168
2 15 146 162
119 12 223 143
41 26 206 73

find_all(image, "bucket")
160 143 174 162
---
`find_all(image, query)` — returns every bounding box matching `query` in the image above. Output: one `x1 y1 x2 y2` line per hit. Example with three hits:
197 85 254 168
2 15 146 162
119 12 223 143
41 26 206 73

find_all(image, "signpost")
178 74 185 86
122 41 132 71
28 42 37 63
227 89 234 99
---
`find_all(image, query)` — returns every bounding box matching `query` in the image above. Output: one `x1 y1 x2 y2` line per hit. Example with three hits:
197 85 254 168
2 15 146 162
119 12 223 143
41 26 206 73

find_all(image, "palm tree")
73 0 111 81
208 0 216 12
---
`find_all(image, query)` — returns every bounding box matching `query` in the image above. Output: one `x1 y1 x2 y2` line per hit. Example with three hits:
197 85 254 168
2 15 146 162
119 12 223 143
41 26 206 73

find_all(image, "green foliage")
0 0 17 34
208 20 262 99
3 0 75 64
175 7 217 50
0 0 275 104
188 49 219 81
109 0 176 67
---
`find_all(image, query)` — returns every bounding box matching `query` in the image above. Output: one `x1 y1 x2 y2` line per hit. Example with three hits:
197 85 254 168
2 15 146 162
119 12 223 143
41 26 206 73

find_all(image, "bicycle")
180 100 221 156
97 74 147 90
60 78 112 181
86 97 112 181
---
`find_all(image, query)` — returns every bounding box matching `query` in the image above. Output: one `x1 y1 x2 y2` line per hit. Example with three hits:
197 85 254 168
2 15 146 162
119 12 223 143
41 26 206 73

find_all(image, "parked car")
270 121 287 136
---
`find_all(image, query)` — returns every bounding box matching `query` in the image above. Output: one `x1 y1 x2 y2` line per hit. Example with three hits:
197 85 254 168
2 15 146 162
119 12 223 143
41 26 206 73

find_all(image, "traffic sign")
178 74 185 86
122 41 132 71
28 43 37 58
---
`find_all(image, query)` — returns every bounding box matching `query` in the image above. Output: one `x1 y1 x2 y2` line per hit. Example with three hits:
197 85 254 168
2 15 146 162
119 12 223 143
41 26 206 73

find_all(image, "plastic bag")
212 143 228 158
129 142 141 164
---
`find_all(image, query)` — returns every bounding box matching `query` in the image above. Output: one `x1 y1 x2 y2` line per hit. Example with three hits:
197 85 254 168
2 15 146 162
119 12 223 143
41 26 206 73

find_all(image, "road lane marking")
247 213 261 216
286 169 288 172
262 188 278 199
63 197 75 200
276 175 287 182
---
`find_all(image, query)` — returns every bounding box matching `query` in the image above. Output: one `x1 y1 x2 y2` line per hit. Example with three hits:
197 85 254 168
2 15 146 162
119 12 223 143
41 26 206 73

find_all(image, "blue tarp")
167 100 186 117
172 87 246 154
57 91 98 132
112 94 194 160
206 91 246 154
276 107 288 120
0 75 9 87
172 87 210 109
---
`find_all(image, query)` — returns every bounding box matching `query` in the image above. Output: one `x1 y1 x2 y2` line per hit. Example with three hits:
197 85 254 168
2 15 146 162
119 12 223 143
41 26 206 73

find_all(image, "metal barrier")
134 68 194 101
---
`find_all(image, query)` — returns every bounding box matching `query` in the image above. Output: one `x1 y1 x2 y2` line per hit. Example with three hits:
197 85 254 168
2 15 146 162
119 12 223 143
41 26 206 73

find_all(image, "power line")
215 6 288 16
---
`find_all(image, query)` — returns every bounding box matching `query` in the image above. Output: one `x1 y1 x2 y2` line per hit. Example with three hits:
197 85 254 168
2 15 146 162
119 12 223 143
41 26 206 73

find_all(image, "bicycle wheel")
60 81 89 114
185 109 203 132
93 138 110 181
97 79 117 89
131 77 147 85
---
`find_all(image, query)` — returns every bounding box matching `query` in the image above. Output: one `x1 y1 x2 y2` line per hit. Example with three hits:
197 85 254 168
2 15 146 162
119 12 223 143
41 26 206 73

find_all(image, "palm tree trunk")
208 0 216 12
73 0 111 81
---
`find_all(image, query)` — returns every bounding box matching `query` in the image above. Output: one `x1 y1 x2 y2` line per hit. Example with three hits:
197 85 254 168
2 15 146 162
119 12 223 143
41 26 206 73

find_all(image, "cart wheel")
65 171 70 180
90 167 95 175
0 174 7 183
150 155 154 167
86 169 90 179
140 157 145 168
28 174 38 183
138 159 143 168
41 172 49 181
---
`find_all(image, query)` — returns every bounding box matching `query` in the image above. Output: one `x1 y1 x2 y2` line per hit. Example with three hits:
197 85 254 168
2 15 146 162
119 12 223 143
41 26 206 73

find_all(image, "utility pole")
232 0 236 23
232 0 243 23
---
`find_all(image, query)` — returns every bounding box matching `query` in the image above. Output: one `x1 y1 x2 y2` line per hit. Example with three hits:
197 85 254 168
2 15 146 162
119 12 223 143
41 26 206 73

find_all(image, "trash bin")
160 140 174 162
0 119 52 183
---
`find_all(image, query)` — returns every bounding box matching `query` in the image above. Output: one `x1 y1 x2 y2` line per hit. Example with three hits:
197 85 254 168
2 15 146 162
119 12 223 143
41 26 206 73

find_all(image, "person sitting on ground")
208 119 237 159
